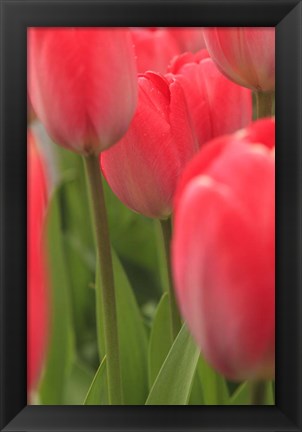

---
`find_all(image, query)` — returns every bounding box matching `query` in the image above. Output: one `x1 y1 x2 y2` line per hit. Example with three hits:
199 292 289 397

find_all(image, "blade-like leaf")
84 357 108 405
229 380 274 405
229 381 250 405
147 294 204 404
148 293 173 388
103 178 161 307
196 355 229 405
146 324 200 405
189 367 205 405
96 250 149 404
39 185 74 404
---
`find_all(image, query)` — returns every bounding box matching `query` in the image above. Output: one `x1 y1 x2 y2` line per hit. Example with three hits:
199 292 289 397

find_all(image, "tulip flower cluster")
27 26 275 405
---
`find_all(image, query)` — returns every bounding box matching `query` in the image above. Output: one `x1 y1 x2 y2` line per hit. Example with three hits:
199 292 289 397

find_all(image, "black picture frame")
0 0 301 430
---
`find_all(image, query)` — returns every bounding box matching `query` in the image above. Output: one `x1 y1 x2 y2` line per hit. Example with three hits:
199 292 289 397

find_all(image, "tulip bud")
27 130 49 393
131 28 180 74
28 28 138 155
203 28 275 92
167 49 252 148
101 71 198 219
172 118 275 381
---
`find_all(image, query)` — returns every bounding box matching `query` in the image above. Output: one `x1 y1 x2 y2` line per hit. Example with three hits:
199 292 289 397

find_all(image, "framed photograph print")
0 0 301 431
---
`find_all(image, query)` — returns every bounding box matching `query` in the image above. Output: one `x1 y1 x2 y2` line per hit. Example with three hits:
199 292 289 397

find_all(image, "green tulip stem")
159 217 182 340
255 91 275 119
83 154 122 405
250 381 266 405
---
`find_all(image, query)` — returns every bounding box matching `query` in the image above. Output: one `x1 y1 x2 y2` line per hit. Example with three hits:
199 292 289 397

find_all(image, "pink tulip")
168 28 206 53
203 28 275 91
27 130 49 393
131 28 180 73
174 118 275 208
28 28 138 155
172 118 275 380
167 50 252 148
101 71 198 219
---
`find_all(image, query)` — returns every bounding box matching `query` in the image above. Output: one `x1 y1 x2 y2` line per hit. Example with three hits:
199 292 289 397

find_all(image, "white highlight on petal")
234 128 248 140
248 143 271 156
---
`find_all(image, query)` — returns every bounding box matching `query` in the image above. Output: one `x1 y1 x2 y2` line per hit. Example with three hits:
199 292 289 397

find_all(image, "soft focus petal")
131 28 180 73
167 28 206 53
203 28 275 91
27 130 49 393
172 119 275 380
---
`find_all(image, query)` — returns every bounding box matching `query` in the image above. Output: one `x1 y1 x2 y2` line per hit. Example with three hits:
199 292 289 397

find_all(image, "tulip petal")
173 172 274 380
172 120 275 380
28 28 137 154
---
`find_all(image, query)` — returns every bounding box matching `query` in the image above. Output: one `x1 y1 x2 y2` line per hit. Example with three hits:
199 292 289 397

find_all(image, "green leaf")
63 362 94 405
146 324 200 405
96 250 149 404
229 380 275 405
196 355 229 405
103 179 162 307
84 357 108 405
189 368 205 405
229 381 250 405
265 381 275 405
39 184 74 404
56 151 98 368
103 179 158 273
148 293 173 388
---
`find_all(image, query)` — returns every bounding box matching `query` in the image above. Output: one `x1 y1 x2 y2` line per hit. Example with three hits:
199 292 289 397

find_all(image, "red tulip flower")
172 118 275 381
131 28 206 74
203 28 275 91
101 72 198 219
131 28 180 73
27 130 49 393
28 28 138 155
168 28 206 53
167 50 252 148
